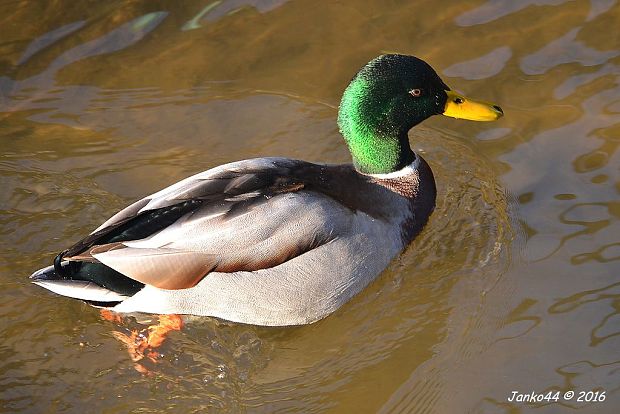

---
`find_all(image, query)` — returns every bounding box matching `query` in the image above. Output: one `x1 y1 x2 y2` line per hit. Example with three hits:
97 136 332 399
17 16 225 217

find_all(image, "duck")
30 54 503 326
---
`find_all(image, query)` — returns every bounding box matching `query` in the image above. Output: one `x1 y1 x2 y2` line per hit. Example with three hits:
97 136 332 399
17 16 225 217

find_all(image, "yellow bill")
442 90 503 121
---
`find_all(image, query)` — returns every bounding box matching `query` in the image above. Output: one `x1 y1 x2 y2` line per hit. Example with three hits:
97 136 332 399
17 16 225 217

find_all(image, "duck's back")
32 156 435 325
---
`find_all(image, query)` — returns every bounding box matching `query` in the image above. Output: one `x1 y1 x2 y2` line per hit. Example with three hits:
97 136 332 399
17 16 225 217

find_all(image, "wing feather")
93 246 218 290
60 157 379 290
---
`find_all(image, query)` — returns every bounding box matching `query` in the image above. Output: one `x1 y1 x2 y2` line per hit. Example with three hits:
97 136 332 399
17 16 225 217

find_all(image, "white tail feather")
32 280 128 302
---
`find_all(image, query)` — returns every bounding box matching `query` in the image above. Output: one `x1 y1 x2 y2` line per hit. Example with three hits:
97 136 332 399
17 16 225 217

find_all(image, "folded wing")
62 158 355 290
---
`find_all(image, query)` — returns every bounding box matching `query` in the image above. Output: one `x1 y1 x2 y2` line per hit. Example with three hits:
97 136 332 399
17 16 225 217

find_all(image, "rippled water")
1 0 619 413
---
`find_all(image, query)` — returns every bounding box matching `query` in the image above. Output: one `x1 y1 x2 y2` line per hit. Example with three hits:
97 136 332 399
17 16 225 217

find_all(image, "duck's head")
338 54 503 174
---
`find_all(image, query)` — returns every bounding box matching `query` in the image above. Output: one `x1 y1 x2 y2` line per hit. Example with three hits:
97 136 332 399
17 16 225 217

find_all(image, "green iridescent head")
338 54 503 174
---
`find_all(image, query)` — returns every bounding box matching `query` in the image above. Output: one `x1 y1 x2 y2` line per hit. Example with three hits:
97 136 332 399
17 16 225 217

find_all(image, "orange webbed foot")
100 310 183 373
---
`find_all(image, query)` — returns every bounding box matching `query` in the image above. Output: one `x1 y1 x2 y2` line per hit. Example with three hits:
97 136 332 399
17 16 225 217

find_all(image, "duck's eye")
453 97 464 104
409 88 422 97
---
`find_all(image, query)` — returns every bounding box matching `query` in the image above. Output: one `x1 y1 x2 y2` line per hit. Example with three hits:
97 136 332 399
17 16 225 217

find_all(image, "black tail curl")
53 249 69 278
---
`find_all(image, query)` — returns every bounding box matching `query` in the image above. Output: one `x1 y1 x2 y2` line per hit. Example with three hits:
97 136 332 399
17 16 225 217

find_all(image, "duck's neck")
337 78 415 175
342 128 415 175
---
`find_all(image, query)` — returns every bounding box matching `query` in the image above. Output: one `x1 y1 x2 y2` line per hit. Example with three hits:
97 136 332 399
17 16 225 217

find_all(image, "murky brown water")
1 0 619 412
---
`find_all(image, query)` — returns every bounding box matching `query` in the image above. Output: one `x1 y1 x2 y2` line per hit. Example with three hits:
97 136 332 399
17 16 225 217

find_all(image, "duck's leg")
100 310 183 371
100 308 123 323
143 314 184 347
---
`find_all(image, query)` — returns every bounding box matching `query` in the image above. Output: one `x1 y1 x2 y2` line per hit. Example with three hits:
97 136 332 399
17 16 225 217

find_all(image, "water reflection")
572 241 620 264
17 21 86 66
182 0 291 30
2 11 168 110
455 0 573 26
555 360 620 409
443 46 512 80
520 27 620 75
550 281 620 346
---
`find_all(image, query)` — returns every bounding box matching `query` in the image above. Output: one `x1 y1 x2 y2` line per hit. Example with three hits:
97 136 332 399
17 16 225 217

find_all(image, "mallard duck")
31 54 503 326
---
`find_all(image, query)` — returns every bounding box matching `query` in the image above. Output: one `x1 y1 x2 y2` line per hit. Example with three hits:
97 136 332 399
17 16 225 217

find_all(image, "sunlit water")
1 1 619 413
